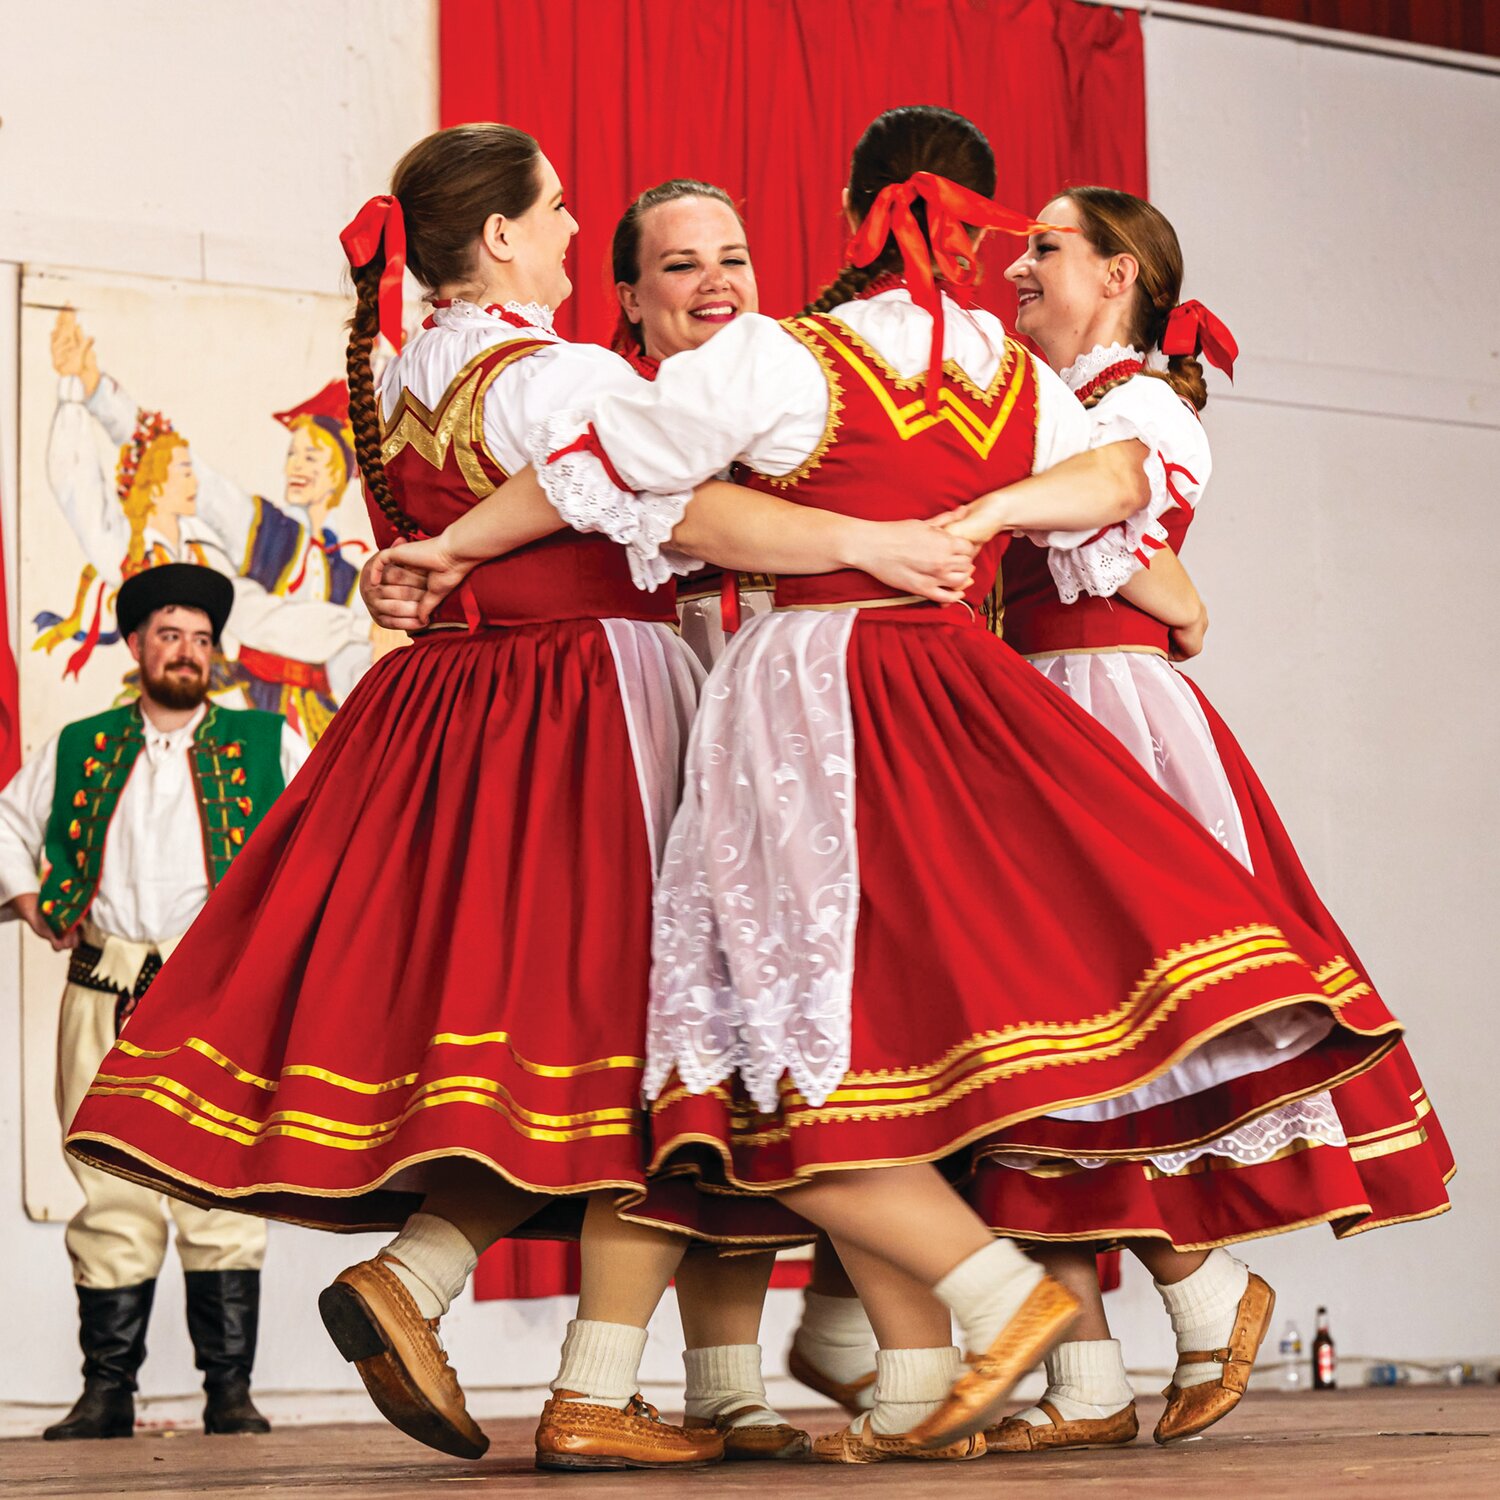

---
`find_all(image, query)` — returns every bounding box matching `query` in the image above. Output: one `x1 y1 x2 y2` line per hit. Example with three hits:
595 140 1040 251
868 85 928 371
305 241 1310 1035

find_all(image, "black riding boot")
185 1269 271 1435
43 1280 156 1440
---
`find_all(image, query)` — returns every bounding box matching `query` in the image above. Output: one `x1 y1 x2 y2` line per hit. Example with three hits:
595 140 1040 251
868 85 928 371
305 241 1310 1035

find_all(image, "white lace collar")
1059 342 1145 393
428 298 556 333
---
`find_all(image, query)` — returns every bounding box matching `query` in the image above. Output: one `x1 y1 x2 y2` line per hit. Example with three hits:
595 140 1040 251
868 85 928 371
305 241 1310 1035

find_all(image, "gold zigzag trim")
380 340 545 496
749 318 845 490
805 317 1028 460
112 1030 646 1095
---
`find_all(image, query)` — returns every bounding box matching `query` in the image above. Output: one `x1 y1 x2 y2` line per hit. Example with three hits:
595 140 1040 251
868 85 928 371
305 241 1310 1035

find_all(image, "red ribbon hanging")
1162 300 1238 380
845 172 1072 410
340 194 408 352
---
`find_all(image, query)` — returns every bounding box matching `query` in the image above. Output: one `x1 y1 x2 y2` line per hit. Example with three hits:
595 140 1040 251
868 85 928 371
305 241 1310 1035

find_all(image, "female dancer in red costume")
957 187 1453 1454
389 106 1405 1464
65 124 980 1472
609 179 776 666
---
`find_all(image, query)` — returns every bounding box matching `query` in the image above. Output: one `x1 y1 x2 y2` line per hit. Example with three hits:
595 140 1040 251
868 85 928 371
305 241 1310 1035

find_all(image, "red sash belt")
1002 591 1170 657
428 533 676 628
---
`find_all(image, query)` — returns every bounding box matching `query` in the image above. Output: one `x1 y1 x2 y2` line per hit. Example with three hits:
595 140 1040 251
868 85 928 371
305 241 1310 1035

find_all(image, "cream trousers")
57 981 267 1289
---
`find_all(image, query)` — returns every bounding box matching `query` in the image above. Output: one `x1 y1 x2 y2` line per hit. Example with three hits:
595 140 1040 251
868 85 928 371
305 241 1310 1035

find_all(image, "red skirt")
646 610 1400 1189
967 671 1452 1247
66 625 744 1236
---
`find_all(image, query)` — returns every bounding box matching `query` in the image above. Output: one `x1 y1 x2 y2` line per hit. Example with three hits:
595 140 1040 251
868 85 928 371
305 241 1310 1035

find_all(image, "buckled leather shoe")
536 1391 725 1470
813 1416 984 1463
685 1404 810 1460
1155 1273 1275 1444
987 1398 1138 1452
908 1275 1080 1450
318 1255 488 1460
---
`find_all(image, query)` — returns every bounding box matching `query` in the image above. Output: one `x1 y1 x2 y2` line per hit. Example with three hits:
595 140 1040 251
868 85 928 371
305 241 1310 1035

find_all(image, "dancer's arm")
373 476 976 627
938 439 1151 543
1117 546 1203 629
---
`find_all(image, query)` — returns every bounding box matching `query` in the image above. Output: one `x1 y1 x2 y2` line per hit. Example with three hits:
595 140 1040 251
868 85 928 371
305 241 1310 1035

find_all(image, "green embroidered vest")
38 703 286 936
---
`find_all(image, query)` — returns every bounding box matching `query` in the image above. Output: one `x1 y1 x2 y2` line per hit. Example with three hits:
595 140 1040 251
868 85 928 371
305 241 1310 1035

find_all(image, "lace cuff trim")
1046 409 1173 603
527 411 698 592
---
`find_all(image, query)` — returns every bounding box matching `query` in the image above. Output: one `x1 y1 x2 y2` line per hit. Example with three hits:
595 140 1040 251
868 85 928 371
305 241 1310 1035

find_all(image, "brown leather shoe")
787 1343 876 1415
318 1255 488 1460
813 1418 984 1463
908 1274 1080 1451
686 1405 811 1461
1154 1272 1275 1444
987 1398 1139 1452
535 1392 725 1470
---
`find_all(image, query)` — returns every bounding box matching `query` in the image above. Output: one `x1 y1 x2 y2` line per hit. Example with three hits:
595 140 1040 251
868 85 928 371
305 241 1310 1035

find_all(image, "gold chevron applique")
380 341 546 496
815 319 1028 460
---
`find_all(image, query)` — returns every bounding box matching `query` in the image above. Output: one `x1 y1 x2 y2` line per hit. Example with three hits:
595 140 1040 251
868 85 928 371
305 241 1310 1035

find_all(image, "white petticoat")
1028 648 1342 1163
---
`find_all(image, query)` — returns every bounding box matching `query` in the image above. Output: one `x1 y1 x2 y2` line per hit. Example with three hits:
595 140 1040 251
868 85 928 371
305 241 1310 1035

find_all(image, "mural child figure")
0 564 309 1440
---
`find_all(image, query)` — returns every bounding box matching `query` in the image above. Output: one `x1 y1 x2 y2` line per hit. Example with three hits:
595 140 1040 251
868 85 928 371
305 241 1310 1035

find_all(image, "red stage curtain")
443 0 1146 1300
439 0 1146 347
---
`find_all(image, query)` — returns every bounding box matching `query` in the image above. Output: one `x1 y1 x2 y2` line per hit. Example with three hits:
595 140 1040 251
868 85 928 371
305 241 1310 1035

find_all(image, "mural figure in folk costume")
40 309 380 743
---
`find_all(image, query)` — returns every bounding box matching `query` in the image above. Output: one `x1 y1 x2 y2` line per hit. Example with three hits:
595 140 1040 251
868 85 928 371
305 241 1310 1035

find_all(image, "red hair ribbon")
845 172 1072 409
1162 300 1237 380
340 194 408 352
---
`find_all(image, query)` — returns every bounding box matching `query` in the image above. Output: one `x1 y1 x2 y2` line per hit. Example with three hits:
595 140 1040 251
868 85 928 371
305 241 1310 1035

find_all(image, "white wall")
1115 14 1500 1372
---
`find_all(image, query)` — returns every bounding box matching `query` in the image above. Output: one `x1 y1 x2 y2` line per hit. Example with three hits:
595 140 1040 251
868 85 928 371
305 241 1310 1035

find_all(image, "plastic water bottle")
1280 1321 1303 1390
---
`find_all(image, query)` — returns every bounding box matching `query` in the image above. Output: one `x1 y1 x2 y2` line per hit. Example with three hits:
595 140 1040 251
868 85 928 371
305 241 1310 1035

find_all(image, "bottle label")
1316 1344 1336 1383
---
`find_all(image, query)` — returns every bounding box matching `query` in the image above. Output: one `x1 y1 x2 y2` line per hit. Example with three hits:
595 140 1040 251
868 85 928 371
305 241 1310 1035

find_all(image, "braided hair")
346 123 545 535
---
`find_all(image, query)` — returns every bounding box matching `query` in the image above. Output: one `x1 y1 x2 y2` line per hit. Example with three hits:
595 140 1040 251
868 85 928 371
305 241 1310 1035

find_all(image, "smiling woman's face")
1005 195 1115 361
618 196 758 360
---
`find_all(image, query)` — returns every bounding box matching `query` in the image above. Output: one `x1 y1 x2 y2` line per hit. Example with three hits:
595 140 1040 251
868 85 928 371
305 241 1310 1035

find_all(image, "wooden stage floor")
5 1388 1498 1498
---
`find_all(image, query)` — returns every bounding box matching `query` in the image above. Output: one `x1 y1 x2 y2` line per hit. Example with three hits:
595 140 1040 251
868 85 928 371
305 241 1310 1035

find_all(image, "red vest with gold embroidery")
1000 499 1195 656
378 339 675 627
740 314 1040 610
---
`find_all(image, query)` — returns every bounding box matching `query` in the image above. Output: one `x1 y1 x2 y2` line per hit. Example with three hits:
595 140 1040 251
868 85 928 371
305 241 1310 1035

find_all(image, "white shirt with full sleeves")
0 705 310 945
529 288 1095 543
1046 345 1213 601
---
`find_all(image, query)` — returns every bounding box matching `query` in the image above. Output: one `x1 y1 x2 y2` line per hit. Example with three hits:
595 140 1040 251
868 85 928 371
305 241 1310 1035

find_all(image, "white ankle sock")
932 1239 1043 1356
1012 1338 1134 1426
794 1290 878 1402
382 1212 478 1321
683 1344 786 1427
1156 1249 1250 1388
868 1346 963 1436
551 1319 649 1410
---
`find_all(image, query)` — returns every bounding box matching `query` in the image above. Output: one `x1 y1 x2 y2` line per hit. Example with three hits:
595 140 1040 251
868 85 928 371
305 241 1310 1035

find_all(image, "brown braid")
346 259 418 537
800 263 882 317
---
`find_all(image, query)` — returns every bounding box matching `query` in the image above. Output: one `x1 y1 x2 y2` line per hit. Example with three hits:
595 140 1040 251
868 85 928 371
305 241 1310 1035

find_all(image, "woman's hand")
363 533 478 629
846 519 978 605
1170 604 1209 661
360 552 435 632
931 502 992 547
